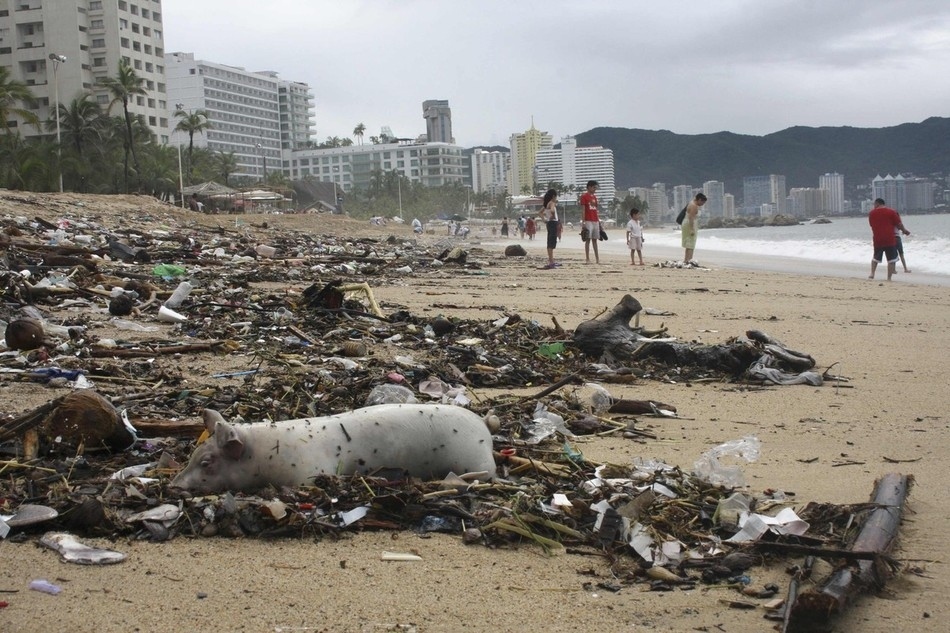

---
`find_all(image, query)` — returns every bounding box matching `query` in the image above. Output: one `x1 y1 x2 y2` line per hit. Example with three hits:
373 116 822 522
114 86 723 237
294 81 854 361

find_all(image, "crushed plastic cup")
157 306 187 324
365 384 417 406
693 435 761 487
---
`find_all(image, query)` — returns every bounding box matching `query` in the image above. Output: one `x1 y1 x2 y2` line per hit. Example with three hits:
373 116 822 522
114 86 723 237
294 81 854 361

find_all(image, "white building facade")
471 148 509 197
818 172 845 215
1 0 169 140
702 180 725 218
165 52 314 181
287 141 466 193
535 136 615 206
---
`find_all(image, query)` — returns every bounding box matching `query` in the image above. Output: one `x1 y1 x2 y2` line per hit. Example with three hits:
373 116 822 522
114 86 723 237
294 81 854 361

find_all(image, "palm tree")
353 122 366 146
0 66 40 135
173 107 212 182
98 59 147 191
47 93 105 190
215 151 239 186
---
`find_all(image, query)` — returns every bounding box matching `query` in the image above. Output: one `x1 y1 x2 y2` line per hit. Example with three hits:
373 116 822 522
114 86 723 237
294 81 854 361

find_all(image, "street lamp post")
174 103 185 208
49 53 66 193
256 142 266 184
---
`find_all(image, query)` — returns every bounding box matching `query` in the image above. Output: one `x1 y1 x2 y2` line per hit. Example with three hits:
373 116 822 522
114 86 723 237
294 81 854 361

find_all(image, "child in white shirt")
625 208 644 265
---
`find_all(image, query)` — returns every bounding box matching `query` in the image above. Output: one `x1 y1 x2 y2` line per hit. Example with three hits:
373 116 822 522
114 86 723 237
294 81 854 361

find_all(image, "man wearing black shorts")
868 198 910 281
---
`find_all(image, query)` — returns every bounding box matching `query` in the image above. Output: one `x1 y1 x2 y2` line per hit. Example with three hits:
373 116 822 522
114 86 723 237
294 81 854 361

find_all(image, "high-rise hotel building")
0 0 170 140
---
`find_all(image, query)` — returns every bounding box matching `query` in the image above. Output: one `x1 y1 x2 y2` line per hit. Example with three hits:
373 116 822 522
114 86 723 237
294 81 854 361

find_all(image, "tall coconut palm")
353 122 366 145
47 93 104 190
215 151 238 186
0 66 40 135
173 107 212 182
98 59 147 191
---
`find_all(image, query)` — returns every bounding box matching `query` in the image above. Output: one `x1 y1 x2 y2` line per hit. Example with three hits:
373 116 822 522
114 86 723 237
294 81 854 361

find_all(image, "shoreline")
473 229 950 287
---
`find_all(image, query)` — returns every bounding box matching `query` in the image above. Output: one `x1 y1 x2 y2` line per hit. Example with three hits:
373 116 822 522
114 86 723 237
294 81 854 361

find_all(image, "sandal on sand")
543 263 556 269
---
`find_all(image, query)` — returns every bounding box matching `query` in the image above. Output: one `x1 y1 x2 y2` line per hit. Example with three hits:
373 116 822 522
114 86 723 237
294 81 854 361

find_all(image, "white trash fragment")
693 435 761 487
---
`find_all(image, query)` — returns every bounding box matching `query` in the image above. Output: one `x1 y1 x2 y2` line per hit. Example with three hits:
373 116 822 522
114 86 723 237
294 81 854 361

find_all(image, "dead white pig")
170 403 497 493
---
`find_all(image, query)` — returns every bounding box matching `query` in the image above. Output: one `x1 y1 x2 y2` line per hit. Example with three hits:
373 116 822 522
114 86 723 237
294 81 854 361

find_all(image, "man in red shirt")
579 180 600 264
868 198 910 281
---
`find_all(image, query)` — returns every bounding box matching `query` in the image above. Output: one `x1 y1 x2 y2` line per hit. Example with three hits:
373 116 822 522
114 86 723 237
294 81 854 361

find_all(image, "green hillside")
575 117 950 194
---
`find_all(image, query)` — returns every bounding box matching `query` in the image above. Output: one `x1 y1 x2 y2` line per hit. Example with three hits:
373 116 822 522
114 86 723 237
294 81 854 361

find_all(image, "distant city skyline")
162 0 950 147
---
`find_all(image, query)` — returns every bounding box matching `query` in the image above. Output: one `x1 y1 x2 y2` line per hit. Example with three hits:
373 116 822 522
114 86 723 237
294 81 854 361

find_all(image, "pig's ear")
203 409 226 433
213 420 245 461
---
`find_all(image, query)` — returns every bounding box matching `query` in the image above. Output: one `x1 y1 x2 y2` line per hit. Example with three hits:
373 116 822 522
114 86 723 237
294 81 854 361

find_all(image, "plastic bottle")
164 281 193 308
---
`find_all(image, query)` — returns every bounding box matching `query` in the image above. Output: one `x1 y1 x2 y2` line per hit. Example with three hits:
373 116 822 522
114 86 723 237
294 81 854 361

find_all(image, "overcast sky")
161 0 950 147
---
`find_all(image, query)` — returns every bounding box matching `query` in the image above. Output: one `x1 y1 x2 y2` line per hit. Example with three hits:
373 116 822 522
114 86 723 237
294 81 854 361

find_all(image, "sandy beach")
1 202 947 633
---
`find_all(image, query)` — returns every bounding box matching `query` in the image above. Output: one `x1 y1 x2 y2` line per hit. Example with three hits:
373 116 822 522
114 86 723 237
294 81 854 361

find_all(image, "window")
133 41 141 51
142 8 149 18
119 1 127 10
130 4 139 15
136 96 144 106
93 57 105 67
145 80 154 90
156 65 163 74
143 27 150 36
89 1 102 9
131 23 139 33
154 29 161 39
120 18 128 28
133 59 141 69
143 44 151 54
91 19 103 28
147 98 154 107
145 62 153 72
92 38 105 48
97 94 108 105
149 116 156 126
120 37 129 48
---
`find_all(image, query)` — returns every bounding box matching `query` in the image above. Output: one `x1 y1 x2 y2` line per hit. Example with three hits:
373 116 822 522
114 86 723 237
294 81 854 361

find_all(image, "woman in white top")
539 188 560 269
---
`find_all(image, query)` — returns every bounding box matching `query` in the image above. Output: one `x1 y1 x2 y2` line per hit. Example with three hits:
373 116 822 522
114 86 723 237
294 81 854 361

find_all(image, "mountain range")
573 117 950 195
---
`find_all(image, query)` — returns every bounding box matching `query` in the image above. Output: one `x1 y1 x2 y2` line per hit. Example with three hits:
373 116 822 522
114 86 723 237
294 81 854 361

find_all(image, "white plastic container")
157 306 187 323
164 281 193 309
255 244 277 258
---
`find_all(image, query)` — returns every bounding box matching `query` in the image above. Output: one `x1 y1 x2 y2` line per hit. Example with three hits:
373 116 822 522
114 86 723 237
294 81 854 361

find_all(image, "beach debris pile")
0 193 898 629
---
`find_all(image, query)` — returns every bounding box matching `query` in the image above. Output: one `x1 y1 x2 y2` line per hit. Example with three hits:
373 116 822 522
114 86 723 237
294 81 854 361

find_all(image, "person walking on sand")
682 193 707 265
895 225 911 273
580 180 601 264
626 207 644 265
868 198 910 281
500 217 509 238
539 188 560 269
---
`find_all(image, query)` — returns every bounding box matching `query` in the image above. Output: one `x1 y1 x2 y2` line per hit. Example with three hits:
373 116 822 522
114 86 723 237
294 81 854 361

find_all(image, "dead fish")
39 532 127 565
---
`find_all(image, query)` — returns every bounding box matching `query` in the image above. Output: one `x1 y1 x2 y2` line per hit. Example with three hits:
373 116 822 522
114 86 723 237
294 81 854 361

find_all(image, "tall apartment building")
742 174 786 216
471 148 509 197
627 185 669 220
535 136 615 207
422 99 453 144
0 0 169 140
672 184 695 218
818 172 845 215
287 140 465 192
789 187 830 216
165 52 314 180
702 180 725 218
870 174 935 212
770 174 786 214
508 121 552 196
723 193 735 218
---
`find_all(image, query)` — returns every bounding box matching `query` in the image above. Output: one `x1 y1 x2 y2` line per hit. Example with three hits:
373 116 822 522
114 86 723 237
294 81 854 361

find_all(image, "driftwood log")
572 295 822 384
787 473 913 631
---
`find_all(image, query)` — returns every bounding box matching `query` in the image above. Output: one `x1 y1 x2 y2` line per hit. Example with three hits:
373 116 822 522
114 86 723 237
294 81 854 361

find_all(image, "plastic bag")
365 384 417 406
693 435 761 487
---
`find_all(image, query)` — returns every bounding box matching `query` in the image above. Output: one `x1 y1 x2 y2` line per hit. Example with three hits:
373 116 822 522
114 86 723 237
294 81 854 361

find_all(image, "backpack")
675 205 687 225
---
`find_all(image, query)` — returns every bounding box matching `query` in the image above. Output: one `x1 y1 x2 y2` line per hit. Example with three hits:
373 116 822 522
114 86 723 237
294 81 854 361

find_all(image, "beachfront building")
423 99 453 144
819 172 845 215
872 174 935 212
471 148 509 197
742 174 787 216
165 52 314 181
287 140 466 193
0 0 169 141
535 136 616 209
789 187 831 217
672 185 695 217
508 121 552 196
702 180 725 218
723 193 736 219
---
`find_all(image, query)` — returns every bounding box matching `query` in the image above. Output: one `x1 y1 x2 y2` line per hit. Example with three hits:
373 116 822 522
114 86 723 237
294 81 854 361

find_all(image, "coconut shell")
42 391 134 452
5 318 45 350
108 293 134 316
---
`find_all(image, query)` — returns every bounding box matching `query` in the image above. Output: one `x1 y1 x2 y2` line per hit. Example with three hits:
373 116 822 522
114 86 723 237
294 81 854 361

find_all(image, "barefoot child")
626 207 644 265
